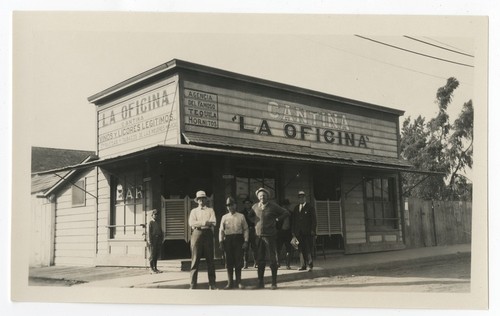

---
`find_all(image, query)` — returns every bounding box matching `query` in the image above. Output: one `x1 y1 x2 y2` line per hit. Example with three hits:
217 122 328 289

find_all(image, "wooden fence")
404 197 472 248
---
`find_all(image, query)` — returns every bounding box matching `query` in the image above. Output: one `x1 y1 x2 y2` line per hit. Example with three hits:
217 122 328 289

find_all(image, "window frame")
363 176 398 231
71 177 87 207
109 172 147 240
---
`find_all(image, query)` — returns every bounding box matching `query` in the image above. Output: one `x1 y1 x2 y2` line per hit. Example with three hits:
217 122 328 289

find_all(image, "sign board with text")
96 79 179 158
182 81 399 158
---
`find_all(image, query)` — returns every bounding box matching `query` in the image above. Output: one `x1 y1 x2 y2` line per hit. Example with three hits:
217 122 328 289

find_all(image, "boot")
225 268 234 289
257 265 265 289
154 261 161 273
285 253 291 270
271 265 278 290
235 269 244 289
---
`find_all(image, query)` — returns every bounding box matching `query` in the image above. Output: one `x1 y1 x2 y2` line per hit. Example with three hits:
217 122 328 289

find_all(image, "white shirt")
189 206 216 229
219 212 249 242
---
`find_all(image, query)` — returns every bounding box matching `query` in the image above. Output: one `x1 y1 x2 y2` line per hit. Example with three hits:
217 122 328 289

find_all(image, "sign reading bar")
184 89 219 129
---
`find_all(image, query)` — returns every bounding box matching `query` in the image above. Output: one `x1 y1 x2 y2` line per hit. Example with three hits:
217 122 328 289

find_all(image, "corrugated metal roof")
182 132 413 169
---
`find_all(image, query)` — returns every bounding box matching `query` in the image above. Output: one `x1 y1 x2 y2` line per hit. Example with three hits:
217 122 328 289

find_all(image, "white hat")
298 190 306 196
195 190 207 201
255 187 270 197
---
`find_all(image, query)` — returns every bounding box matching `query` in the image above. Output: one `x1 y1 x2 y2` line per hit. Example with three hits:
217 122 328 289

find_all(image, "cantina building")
33 59 417 267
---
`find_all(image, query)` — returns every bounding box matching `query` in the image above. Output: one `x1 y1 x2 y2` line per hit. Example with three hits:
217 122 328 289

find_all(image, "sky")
2 1 498 316
13 13 478 152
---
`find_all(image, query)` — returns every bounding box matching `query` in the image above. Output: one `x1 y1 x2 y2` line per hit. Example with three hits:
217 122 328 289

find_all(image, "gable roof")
31 147 95 173
31 147 95 195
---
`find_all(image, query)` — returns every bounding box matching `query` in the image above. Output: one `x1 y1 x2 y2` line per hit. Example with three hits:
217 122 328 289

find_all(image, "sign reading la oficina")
238 100 369 148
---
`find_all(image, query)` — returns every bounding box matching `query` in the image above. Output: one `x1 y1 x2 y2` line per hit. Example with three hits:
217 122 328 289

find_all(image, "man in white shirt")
219 197 249 289
188 190 217 290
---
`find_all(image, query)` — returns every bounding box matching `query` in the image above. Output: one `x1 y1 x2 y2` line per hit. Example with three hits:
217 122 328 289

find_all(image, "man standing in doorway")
249 188 289 289
292 190 317 272
188 190 217 290
147 209 163 274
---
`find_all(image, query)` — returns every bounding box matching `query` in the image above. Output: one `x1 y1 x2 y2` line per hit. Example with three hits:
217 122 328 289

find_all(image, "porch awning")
182 132 422 173
33 133 442 176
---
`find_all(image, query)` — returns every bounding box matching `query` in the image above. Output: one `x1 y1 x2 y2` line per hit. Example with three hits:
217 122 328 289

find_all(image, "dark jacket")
249 201 289 237
292 202 317 236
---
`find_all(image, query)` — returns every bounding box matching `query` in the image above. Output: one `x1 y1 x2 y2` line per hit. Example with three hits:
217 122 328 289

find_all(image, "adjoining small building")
30 147 95 267
32 59 421 267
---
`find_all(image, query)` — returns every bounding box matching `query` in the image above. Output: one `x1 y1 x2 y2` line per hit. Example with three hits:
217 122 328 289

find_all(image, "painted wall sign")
182 81 399 158
184 88 219 129
97 80 179 158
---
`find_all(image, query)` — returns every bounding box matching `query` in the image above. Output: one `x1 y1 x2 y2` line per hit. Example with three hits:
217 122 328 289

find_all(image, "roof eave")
87 59 405 116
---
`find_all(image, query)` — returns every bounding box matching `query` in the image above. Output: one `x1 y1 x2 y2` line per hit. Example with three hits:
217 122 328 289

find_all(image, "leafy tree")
400 77 473 201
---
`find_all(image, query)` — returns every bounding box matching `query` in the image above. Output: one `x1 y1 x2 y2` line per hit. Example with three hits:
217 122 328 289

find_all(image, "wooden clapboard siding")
342 169 367 245
53 169 96 266
97 77 180 159
95 168 112 256
55 235 95 244
30 195 54 267
182 80 399 158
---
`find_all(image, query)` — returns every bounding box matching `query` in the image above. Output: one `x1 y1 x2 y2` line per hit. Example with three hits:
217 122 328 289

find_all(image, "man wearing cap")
248 187 289 289
292 190 317 272
147 209 163 274
188 190 217 290
219 197 249 289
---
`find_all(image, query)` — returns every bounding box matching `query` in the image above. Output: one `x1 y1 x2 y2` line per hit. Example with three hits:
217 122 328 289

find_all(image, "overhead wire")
403 35 474 58
422 36 473 55
290 34 472 85
354 35 474 68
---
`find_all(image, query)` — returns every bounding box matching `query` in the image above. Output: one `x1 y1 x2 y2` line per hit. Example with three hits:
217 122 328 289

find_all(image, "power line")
290 34 472 86
422 36 473 55
404 35 474 58
355 35 474 68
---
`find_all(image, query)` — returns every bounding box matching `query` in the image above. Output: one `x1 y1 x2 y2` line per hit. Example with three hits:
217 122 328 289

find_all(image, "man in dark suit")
292 190 317 271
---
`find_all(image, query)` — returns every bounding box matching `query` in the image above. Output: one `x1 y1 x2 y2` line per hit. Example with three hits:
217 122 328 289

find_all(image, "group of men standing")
147 188 317 290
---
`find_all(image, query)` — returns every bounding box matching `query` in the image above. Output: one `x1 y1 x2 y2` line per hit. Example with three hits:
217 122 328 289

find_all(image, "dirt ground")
279 253 471 292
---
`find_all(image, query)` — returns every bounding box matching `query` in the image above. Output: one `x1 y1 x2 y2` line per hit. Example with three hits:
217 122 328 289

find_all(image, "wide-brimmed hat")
255 187 270 197
298 190 306 196
226 197 236 206
151 209 158 215
195 190 207 201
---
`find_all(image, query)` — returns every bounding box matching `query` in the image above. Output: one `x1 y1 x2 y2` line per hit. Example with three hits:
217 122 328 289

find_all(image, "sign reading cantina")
183 82 398 158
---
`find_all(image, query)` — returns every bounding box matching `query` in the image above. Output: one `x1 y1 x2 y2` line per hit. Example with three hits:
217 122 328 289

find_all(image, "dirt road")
279 253 470 292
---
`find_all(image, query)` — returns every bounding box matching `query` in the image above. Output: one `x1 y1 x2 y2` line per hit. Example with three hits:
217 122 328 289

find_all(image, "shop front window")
110 173 147 239
364 177 397 230
236 168 276 202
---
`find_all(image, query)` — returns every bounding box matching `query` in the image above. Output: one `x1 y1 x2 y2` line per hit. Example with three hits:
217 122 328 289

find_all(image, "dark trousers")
297 233 314 268
190 229 216 286
255 235 278 268
224 234 244 270
244 228 256 264
148 236 163 269
277 229 293 255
